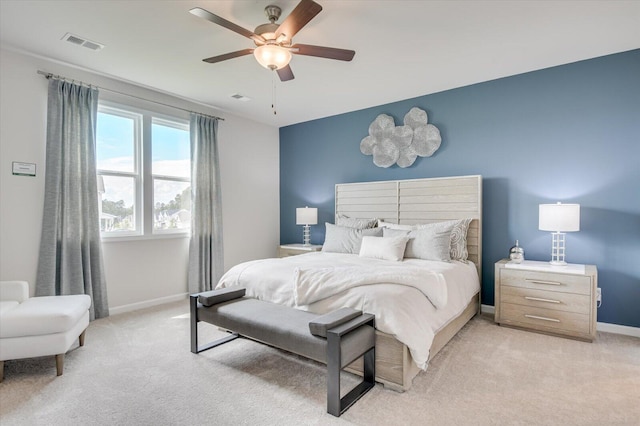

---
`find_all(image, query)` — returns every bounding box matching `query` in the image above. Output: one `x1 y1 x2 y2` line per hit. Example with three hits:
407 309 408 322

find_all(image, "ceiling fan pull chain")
272 72 277 115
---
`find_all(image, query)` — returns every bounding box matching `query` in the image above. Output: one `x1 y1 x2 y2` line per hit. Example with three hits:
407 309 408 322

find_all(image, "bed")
216 175 482 391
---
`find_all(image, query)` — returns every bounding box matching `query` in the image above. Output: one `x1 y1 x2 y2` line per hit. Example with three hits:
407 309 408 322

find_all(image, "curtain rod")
37 70 224 121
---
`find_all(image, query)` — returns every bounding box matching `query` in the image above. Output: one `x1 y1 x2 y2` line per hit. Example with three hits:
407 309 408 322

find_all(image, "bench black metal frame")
190 292 375 417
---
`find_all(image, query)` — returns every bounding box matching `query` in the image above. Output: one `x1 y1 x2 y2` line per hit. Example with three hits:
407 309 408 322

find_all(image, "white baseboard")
109 293 188 316
596 322 640 338
480 304 639 338
481 304 495 315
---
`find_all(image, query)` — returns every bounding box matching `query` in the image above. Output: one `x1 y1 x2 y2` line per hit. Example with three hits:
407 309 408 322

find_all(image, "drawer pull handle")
527 279 562 286
524 314 560 323
524 296 561 304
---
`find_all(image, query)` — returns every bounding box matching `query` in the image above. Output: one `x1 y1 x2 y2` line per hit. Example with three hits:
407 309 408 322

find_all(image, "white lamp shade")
539 203 580 232
253 45 292 70
296 207 318 225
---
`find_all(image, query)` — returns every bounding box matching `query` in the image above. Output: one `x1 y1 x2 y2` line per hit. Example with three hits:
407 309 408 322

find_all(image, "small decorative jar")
509 240 525 263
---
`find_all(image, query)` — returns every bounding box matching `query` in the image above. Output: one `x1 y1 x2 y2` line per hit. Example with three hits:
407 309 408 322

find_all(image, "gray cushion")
309 307 363 337
322 223 383 254
198 298 374 368
198 287 246 307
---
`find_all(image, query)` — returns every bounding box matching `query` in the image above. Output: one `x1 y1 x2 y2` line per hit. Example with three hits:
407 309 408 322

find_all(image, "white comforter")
216 252 479 369
293 265 448 308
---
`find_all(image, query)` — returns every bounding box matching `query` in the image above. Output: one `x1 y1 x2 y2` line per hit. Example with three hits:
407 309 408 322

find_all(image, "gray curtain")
36 78 108 320
188 114 224 293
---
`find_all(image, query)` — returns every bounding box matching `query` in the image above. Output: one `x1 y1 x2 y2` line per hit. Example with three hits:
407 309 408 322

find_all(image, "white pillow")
383 219 473 261
359 236 409 261
336 214 378 229
407 226 453 261
382 224 453 261
416 219 472 261
322 223 383 254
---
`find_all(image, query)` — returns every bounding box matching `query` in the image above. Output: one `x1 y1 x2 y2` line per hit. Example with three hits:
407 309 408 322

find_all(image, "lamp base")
302 224 311 246
549 232 567 265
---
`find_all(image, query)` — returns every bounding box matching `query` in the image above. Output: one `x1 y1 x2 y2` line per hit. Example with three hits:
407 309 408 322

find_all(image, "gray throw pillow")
448 218 472 261
336 214 378 229
322 223 383 254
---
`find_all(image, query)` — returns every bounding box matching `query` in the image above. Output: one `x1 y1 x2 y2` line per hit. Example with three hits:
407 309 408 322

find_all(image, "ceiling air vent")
61 33 104 51
231 93 251 102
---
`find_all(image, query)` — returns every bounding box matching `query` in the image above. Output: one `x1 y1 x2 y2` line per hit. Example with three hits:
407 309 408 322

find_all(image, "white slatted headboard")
335 175 482 279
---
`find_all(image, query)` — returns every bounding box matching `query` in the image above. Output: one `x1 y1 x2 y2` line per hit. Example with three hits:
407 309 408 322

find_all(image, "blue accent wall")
280 49 640 328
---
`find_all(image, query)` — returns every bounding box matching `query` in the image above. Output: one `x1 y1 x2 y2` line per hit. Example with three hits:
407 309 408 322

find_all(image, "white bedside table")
494 259 597 342
278 244 322 258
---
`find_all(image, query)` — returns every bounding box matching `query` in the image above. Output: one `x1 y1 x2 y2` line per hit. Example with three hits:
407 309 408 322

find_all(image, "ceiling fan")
189 0 355 82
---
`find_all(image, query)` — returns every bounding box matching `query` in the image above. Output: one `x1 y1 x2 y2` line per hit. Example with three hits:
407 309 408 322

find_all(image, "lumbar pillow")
322 223 382 254
359 236 409 261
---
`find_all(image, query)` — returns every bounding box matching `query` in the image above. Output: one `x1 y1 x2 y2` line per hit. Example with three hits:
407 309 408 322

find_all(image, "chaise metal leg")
79 329 86 347
190 294 199 354
326 328 376 417
190 294 239 354
326 335 341 417
0 361 4 382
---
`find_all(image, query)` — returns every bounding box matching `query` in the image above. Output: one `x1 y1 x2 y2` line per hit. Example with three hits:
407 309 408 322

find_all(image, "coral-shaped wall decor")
360 107 441 168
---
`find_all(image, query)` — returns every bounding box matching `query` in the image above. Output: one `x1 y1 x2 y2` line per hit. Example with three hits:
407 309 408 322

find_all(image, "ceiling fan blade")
291 44 355 61
190 7 265 44
203 49 254 64
277 65 295 82
275 0 322 41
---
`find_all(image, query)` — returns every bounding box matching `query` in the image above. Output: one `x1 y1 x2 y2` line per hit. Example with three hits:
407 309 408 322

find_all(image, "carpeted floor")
1 300 638 425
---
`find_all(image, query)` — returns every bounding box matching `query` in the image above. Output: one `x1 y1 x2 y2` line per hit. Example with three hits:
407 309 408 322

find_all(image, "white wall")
0 48 280 312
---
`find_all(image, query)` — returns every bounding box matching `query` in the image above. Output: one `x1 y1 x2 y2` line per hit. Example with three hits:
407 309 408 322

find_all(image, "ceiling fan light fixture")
253 44 292 70
191 1 355 82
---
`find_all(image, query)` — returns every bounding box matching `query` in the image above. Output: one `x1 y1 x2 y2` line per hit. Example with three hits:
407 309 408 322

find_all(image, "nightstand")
494 259 597 341
278 244 322 258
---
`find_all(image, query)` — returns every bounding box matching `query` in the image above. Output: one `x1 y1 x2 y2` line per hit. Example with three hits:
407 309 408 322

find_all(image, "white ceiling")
1 1 638 127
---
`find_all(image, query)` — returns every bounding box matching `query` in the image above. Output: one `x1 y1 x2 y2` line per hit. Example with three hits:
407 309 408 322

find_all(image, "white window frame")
97 101 191 240
150 117 191 235
97 104 143 238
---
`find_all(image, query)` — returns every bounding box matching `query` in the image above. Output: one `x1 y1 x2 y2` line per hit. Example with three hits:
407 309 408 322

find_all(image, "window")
96 103 190 237
151 119 191 231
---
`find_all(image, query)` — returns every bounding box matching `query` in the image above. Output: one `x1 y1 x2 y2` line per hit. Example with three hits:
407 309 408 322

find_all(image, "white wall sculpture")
360 107 441 168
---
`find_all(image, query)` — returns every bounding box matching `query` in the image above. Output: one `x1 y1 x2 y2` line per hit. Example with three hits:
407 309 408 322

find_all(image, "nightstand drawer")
500 269 591 296
500 286 591 315
278 244 322 258
279 247 306 257
500 303 591 334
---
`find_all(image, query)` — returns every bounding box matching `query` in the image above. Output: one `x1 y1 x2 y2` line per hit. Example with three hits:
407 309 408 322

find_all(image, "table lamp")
539 202 580 266
296 206 318 246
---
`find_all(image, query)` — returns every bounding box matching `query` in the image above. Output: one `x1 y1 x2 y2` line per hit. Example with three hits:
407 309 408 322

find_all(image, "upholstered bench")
190 287 376 417
0 280 91 381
